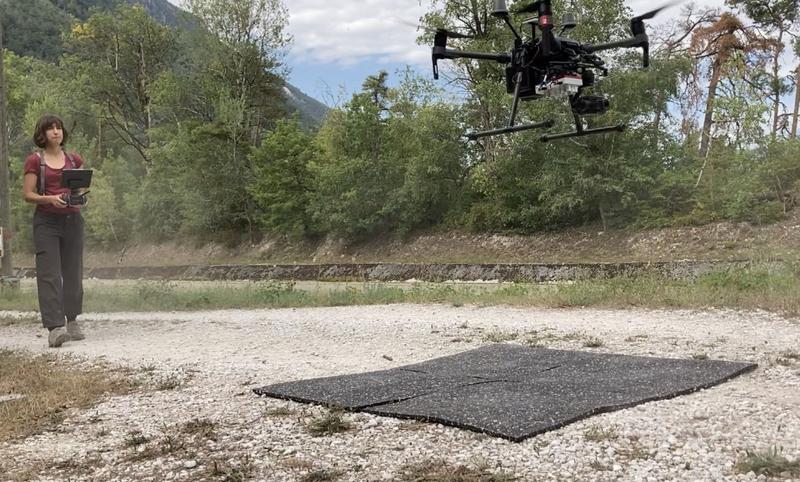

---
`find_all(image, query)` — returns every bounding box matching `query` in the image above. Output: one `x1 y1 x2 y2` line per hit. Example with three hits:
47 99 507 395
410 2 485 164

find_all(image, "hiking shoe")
67 320 85 341
48 326 69 348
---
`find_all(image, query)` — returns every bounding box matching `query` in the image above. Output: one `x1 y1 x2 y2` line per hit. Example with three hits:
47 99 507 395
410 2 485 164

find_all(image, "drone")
431 0 672 142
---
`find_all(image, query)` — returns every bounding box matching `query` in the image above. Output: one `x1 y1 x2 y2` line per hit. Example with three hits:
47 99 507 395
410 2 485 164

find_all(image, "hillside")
75 210 800 268
0 0 329 126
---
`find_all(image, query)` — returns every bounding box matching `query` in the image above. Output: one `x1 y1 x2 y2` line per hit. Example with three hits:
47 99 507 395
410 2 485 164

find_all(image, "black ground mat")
253 344 757 441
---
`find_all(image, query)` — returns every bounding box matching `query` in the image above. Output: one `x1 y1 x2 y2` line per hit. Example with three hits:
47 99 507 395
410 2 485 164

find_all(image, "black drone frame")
431 0 665 142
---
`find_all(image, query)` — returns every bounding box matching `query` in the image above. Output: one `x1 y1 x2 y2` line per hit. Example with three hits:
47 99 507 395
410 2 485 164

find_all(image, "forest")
1 0 800 251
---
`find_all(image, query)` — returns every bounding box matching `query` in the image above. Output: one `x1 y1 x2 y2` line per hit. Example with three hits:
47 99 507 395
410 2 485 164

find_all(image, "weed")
156 373 183 390
209 455 255 482
734 446 800 477
0 350 130 442
300 469 344 482
281 457 314 470
124 430 149 447
589 459 611 471
582 337 604 348
183 418 216 439
255 280 296 302
264 405 296 417
397 459 517 481
776 351 800 365
307 409 352 437
619 443 654 460
584 425 619 442
483 331 519 343
135 280 176 304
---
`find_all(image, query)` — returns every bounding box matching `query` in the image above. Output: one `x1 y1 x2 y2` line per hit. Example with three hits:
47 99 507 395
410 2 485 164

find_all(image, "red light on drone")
539 15 551 27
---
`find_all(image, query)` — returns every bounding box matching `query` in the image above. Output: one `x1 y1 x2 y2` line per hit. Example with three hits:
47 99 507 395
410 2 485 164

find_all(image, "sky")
173 0 731 105
280 0 732 105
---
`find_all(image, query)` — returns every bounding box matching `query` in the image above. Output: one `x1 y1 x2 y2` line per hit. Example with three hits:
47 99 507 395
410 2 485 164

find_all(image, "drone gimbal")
431 0 666 142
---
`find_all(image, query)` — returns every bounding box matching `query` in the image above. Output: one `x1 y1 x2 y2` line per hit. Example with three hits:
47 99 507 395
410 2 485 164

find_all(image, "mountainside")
123 0 329 126
0 0 329 126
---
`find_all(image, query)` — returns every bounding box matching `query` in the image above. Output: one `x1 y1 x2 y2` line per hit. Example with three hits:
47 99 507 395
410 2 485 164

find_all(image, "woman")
22 114 86 348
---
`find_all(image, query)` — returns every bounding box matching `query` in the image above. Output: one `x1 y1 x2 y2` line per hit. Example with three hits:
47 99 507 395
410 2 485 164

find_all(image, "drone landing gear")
465 72 555 141
540 93 625 142
540 114 625 142
465 120 555 140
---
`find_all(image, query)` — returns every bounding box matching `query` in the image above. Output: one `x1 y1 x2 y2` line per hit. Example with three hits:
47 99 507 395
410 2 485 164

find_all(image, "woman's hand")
47 195 67 208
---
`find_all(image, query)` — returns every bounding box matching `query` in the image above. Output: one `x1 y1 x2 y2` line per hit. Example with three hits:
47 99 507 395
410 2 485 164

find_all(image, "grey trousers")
33 211 84 329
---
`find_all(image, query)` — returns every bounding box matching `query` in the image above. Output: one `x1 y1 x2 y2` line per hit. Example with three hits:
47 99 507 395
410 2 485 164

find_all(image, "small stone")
183 460 197 469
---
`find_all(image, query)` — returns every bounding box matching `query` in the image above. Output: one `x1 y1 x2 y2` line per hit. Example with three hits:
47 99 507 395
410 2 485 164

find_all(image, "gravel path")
1 305 799 481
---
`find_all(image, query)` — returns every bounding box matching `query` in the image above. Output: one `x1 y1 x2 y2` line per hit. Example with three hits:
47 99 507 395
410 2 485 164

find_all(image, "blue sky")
280 0 730 105
171 0 741 105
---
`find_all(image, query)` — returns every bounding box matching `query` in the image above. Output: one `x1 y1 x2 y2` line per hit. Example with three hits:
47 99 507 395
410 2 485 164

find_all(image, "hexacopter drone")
431 0 672 141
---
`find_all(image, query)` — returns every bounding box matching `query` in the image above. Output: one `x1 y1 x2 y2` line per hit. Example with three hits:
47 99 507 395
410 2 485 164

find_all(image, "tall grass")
0 265 798 315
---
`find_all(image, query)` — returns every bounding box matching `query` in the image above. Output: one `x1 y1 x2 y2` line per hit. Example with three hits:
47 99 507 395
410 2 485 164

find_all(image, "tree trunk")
599 204 608 232
792 63 800 138
771 30 784 142
699 58 722 158
0 25 14 277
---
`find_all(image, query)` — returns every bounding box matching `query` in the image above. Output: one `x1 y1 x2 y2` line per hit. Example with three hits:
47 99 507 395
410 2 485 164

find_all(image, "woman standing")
22 114 86 348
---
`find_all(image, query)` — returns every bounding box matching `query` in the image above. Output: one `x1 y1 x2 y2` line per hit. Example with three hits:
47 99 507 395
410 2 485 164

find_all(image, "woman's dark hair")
33 114 68 148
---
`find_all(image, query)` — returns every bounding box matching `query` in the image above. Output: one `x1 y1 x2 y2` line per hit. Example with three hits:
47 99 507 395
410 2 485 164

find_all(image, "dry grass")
397 459 517 481
0 350 132 442
735 447 800 477
306 409 353 436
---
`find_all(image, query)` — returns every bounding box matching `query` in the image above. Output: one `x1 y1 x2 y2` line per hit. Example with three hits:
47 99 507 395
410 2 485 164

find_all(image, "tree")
63 5 177 167
248 118 317 237
690 13 777 159
0 19 13 277
0 0 70 61
185 0 291 148
727 0 799 140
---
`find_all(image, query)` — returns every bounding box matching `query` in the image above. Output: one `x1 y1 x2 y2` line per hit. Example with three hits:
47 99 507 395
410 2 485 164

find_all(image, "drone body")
431 0 669 142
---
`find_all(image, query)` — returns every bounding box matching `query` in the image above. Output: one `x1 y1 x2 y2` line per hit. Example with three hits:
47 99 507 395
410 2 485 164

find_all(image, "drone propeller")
631 0 681 34
394 17 474 39
629 1 680 66
631 0 681 22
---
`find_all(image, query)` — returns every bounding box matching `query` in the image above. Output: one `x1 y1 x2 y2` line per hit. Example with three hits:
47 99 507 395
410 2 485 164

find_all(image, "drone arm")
432 47 512 79
585 34 650 67
433 47 511 63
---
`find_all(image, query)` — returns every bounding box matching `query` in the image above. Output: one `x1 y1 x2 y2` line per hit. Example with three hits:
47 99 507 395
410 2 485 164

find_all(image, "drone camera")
571 95 609 116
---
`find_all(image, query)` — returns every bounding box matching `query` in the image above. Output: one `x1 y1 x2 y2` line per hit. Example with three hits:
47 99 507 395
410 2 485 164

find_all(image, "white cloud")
284 0 430 65
283 0 732 67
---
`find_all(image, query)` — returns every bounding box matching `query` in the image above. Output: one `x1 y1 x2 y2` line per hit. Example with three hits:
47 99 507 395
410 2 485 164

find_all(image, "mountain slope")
0 0 329 126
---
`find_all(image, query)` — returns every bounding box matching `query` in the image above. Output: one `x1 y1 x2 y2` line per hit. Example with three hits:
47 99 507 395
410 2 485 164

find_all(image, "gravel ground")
0 304 799 481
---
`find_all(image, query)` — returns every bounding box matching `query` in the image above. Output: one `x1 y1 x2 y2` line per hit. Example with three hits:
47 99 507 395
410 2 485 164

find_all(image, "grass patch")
735 447 800 477
582 336 604 348
264 405 296 417
208 455 255 481
483 331 519 343
307 409 352 437
583 425 619 442
0 350 132 442
397 459 517 481
182 418 217 439
300 469 344 482
2 264 799 314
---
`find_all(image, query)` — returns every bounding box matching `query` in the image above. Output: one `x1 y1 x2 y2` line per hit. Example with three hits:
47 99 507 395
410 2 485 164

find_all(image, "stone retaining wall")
14 260 792 282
